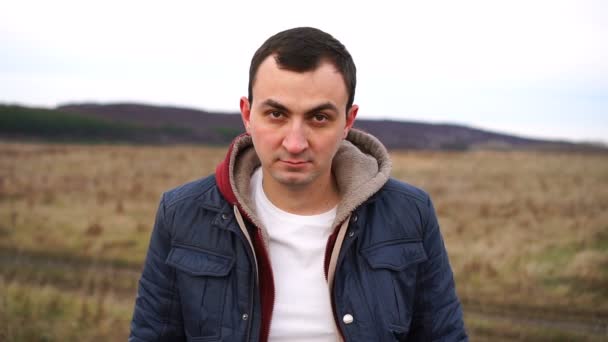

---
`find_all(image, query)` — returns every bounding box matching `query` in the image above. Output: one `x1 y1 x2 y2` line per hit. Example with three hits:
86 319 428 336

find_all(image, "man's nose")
282 122 308 154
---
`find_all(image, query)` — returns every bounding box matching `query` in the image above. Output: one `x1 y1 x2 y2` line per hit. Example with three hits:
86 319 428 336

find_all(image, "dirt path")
0 246 141 298
466 305 608 339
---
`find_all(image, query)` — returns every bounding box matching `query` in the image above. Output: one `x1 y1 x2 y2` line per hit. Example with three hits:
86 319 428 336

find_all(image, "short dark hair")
248 27 357 111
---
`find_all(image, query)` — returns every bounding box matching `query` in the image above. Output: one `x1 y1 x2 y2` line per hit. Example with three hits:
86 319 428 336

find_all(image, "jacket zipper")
235 208 276 342
324 217 352 342
259 238 276 342
233 206 257 341
234 206 277 342
246 264 255 341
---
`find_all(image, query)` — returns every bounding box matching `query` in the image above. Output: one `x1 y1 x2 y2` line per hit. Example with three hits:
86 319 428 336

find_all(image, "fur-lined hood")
215 128 392 233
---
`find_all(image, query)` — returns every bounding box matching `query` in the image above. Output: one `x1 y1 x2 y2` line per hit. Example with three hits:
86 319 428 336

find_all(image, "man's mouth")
279 159 310 166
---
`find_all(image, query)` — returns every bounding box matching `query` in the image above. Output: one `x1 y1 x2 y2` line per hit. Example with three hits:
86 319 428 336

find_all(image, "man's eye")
312 114 328 122
269 111 283 119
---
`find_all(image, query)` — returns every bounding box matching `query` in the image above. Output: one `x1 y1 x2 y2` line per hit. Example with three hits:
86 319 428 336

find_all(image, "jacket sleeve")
129 194 185 341
408 197 468 341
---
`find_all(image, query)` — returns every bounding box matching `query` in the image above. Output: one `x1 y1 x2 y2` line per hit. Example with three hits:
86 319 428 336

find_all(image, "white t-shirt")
250 167 338 342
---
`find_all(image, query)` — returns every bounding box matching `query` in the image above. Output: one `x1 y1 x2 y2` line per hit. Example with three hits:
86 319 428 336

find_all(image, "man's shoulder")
359 178 437 241
377 177 431 206
161 174 223 209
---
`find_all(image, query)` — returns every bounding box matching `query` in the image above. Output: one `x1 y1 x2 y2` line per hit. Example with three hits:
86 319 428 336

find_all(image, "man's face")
240 56 357 191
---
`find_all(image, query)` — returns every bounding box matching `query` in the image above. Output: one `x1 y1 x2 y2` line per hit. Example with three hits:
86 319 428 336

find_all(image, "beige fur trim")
331 129 392 227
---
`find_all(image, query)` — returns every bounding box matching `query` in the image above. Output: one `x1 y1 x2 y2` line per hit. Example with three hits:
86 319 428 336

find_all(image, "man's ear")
344 104 358 138
240 96 251 134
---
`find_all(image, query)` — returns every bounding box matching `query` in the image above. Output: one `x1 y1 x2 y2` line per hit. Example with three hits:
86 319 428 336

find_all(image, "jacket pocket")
167 244 235 341
167 244 234 276
361 240 427 271
360 240 428 340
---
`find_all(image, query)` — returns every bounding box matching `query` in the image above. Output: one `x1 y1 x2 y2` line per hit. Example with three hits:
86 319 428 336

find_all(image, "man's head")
240 27 358 198
248 27 357 112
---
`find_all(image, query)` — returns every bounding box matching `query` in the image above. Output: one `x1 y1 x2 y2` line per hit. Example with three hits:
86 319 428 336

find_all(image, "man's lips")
279 159 310 166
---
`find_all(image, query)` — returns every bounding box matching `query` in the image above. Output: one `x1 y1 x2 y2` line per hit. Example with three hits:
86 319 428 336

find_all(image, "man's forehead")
253 55 343 86
251 56 348 107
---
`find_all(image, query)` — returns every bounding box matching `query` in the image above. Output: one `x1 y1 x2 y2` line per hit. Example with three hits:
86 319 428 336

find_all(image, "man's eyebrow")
305 102 339 115
261 99 289 112
260 99 339 115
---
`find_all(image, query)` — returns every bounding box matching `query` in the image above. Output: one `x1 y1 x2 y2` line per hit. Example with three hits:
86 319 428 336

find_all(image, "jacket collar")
215 128 392 241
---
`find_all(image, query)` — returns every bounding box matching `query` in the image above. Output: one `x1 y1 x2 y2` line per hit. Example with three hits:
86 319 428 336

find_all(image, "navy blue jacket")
130 131 467 341
130 176 467 341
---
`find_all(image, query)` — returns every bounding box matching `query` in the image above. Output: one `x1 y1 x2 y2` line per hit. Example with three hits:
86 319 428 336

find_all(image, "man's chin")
271 171 316 188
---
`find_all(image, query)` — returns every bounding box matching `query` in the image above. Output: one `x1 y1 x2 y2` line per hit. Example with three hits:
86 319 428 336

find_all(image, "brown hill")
56 102 588 150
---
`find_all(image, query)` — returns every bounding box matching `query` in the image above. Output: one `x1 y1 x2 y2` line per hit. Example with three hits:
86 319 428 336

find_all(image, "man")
130 27 467 341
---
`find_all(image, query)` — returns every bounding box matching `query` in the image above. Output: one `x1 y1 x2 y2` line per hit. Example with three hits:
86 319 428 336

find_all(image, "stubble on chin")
268 167 319 189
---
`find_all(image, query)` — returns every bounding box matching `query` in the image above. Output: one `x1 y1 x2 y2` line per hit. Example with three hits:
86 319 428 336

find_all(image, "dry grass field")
0 142 607 341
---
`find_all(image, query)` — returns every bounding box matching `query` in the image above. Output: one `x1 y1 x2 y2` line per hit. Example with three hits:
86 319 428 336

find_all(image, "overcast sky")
1 0 606 142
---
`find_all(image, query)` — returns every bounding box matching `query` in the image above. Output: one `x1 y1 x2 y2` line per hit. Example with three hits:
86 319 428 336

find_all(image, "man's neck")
262 173 340 216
